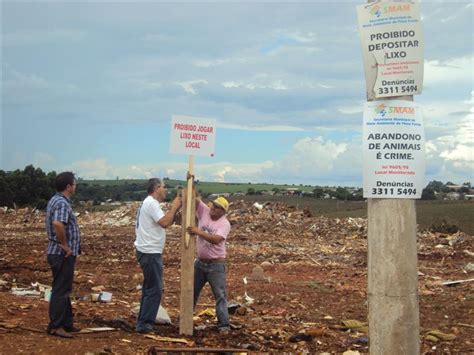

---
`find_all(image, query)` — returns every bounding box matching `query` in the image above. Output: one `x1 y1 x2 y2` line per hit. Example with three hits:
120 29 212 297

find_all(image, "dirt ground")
0 201 473 354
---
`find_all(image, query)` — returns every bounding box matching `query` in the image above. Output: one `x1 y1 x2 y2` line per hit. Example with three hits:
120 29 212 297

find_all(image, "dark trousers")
47 254 76 331
194 259 229 329
136 250 163 332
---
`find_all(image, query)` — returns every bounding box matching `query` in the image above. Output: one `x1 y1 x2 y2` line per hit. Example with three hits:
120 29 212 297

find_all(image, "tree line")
0 165 471 209
0 165 183 209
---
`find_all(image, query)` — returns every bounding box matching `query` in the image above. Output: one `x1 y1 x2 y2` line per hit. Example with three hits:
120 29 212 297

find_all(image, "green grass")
81 179 319 193
415 200 474 234
79 179 148 186
196 181 316 194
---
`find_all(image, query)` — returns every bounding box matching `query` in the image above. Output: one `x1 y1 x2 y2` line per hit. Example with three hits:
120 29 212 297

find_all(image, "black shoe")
136 327 156 334
47 327 74 338
64 326 81 333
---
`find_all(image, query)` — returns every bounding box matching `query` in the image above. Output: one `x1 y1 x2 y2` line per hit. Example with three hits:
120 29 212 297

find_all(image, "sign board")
363 100 425 199
170 115 216 157
357 2 423 99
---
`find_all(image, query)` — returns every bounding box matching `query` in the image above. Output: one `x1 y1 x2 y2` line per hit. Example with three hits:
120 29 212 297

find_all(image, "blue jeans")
194 259 229 329
136 251 163 332
47 254 76 331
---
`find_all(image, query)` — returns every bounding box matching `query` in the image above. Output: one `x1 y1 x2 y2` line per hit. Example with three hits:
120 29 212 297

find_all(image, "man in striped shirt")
45 172 81 338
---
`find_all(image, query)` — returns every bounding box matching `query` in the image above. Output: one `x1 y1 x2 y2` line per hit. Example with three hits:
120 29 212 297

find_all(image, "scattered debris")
91 317 134 332
11 288 41 297
144 334 189 345
340 320 368 333
0 199 472 352
442 278 474 286
79 327 117 334
247 266 271 283
425 329 456 341
463 263 474 272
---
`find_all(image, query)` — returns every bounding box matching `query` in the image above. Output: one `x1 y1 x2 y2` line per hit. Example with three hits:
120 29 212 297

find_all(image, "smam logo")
369 3 410 17
375 103 387 117
375 104 415 116
370 5 382 17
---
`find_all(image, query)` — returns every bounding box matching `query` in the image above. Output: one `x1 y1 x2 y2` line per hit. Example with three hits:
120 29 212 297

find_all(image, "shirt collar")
56 192 72 203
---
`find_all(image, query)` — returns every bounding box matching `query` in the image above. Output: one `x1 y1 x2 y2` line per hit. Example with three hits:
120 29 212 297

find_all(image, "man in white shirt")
134 178 181 333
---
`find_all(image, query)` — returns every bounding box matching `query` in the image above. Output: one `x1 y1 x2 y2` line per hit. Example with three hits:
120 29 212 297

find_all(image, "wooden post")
368 198 420 354
366 66 421 355
362 0 421 351
185 155 194 248
179 155 196 335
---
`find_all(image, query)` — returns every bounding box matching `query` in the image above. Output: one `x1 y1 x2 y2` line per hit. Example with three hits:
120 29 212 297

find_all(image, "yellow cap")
212 196 229 212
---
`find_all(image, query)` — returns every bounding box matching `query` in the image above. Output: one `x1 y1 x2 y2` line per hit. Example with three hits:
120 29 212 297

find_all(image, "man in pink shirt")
187 195 231 332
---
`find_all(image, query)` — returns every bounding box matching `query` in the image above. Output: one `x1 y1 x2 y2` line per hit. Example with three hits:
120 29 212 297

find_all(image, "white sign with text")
357 2 424 99
170 115 216 157
363 100 425 199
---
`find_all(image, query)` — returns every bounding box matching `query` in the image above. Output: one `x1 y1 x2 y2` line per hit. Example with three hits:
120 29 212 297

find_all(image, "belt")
198 258 226 264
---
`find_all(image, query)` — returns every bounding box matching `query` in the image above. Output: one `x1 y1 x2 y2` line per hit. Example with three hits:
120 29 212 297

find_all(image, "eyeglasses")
212 203 224 211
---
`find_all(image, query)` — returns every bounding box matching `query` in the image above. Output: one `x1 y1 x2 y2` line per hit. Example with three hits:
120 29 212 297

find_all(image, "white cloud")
64 158 275 183
4 66 49 89
218 123 305 132
440 144 473 162
33 152 55 168
285 31 317 44
222 78 288 91
258 136 364 185
205 161 275 183
316 84 335 89
192 57 250 68
68 159 116 180
424 55 473 85
425 107 474 182
337 103 364 115
278 136 348 173
129 79 162 91
3 64 80 103
174 79 208 95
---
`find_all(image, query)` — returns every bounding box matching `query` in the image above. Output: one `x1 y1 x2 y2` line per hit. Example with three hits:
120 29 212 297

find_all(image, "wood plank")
179 182 196 335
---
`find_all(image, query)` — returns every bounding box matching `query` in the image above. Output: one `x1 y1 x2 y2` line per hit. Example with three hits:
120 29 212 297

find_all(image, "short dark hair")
55 172 75 192
147 178 162 194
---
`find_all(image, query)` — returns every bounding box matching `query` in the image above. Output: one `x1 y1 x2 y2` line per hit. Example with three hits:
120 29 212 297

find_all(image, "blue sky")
1 1 473 186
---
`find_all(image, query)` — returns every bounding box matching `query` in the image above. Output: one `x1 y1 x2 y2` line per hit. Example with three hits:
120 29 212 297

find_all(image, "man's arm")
52 220 72 257
187 226 224 245
157 196 182 228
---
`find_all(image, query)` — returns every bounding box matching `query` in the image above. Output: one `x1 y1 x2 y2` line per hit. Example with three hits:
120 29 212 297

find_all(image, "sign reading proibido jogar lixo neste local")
169 115 216 157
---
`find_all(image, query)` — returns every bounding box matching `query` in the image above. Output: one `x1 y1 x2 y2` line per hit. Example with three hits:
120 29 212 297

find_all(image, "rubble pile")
0 207 44 228
227 200 369 266
78 202 141 227
0 200 472 353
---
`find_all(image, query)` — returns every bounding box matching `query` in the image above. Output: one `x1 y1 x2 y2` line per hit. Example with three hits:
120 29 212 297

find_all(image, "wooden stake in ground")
179 155 196 335
368 196 420 354
358 0 423 351
185 155 194 248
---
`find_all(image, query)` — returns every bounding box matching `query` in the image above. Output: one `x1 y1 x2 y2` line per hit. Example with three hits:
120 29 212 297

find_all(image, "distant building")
445 184 464 191
445 192 461 200
284 188 300 195
208 193 231 199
